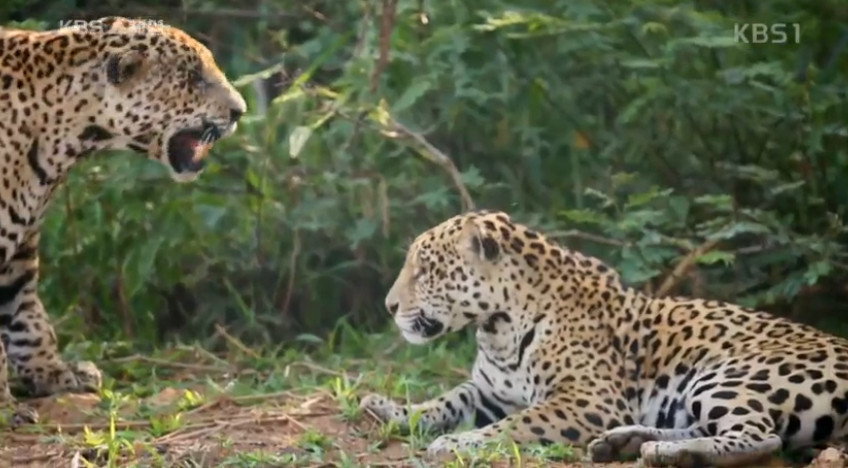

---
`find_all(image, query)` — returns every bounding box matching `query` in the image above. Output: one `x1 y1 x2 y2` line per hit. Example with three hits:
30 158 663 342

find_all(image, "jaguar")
361 210 848 467
0 16 246 425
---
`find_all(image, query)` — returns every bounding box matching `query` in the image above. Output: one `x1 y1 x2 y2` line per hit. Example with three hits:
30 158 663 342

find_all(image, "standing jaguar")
0 16 246 424
361 210 848 467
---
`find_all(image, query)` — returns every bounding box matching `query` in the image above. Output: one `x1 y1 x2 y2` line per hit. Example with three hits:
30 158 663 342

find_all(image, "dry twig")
180 345 231 367
547 229 630 247
288 360 345 377
371 0 398 92
214 324 262 360
280 228 301 319
655 239 721 297
380 115 475 211
103 354 228 373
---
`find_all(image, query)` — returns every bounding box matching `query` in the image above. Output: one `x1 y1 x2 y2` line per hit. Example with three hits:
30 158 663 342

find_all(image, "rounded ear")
98 17 120 32
460 218 500 263
106 51 144 85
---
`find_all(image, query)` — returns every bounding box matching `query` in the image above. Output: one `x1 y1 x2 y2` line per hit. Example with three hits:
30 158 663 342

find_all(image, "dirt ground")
0 389 626 467
2 390 847 468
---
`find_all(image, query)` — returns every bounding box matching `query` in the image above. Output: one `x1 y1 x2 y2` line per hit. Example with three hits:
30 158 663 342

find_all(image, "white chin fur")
169 169 202 183
400 329 433 345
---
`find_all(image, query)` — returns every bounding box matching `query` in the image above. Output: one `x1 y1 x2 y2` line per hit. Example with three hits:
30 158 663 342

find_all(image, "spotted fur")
361 210 848 467
0 17 246 424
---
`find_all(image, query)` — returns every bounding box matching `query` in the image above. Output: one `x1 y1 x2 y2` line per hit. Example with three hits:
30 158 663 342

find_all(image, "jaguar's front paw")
12 404 39 426
23 360 102 397
0 398 38 428
69 360 103 393
588 425 657 462
427 431 487 457
360 393 407 426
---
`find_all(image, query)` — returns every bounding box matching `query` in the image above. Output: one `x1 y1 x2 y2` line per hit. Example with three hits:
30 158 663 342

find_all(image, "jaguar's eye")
189 67 206 87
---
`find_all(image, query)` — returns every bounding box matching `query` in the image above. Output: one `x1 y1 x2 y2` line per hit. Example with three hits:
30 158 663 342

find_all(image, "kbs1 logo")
733 23 800 44
58 18 165 33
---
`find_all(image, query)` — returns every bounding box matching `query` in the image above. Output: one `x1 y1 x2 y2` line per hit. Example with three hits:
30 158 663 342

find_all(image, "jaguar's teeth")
197 118 222 145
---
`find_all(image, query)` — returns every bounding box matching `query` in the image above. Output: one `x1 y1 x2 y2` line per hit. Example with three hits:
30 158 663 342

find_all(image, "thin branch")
656 239 721 297
102 354 229 373
546 229 630 247
287 361 345 377
214 324 262 360
380 115 475 211
371 0 398 93
280 229 301 319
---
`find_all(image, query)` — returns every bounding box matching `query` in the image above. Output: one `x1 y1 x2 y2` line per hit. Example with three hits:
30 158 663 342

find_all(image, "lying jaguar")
0 17 246 424
361 210 848 467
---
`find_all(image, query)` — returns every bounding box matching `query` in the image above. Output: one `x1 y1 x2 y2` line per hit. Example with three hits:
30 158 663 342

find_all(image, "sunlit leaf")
289 126 313 159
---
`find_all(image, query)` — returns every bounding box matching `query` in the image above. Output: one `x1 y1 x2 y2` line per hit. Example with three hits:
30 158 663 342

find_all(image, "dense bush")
4 0 848 349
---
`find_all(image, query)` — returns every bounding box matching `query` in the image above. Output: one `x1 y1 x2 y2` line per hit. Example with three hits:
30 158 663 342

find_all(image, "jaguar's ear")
460 218 500 263
97 17 120 32
106 51 145 85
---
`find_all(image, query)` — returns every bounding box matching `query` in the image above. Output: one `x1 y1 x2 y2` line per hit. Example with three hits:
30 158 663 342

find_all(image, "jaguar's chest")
0 204 42 259
472 322 547 408
472 357 536 409
0 158 59 262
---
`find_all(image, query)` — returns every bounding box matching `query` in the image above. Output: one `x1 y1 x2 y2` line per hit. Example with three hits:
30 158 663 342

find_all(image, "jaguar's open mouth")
167 121 222 174
411 315 445 339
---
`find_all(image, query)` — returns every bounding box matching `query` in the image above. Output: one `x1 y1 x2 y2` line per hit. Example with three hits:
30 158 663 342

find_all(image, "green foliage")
3 0 848 347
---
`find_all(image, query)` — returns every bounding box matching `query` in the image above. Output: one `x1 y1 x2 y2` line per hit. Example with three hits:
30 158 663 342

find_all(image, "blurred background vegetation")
2 0 848 353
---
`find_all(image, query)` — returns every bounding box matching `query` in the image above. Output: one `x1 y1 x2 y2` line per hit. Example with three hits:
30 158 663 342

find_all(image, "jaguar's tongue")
168 131 213 173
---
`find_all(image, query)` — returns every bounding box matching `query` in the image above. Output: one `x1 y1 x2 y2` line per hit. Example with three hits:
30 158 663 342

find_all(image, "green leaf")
625 187 673 209
693 195 734 211
803 261 832 285
695 251 736 266
610 172 638 189
716 163 779 182
345 218 378 248
232 62 287 88
295 334 325 344
709 221 771 240
720 62 787 85
583 188 614 208
392 80 432 113
289 126 313 159
560 209 609 226
637 245 678 264
618 93 656 124
460 166 486 188
618 209 665 231
668 196 690 222
641 22 668 36
769 181 806 196
617 249 662 283
668 35 739 50
195 204 227 230
620 58 666 70
121 238 161 297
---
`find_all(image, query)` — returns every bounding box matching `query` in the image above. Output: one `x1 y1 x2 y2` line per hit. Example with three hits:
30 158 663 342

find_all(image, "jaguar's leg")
0 232 101 398
589 424 708 461
360 380 480 434
426 390 630 456
0 336 38 426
